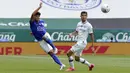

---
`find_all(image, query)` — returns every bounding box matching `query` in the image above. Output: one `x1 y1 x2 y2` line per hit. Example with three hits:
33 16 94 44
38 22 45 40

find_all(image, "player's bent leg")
48 51 62 66
39 40 65 70
42 37 56 49
75 56 80 62
66 50 75 71
73 42 95 71
42 32 57 51
48 51 65 70
67 50 73 57
75 56 94 71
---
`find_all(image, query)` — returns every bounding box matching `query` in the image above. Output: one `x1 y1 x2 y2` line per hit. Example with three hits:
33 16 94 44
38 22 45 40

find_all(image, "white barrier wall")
0 0 129 18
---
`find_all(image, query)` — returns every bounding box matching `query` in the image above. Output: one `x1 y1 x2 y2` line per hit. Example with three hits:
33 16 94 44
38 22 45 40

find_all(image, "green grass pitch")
0 55 130 73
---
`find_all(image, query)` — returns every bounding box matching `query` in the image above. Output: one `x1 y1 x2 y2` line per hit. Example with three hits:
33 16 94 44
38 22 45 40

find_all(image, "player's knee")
67 51 73 57
48 50 54 56
67 53 70 57
67 53 69 56
42 37 46 40
75 56 80 62
75 58 80 62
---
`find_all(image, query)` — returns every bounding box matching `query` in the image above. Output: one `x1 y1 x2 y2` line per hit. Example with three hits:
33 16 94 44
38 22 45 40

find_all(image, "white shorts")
38 32 53 53
70 41 87 56
39 40 53 53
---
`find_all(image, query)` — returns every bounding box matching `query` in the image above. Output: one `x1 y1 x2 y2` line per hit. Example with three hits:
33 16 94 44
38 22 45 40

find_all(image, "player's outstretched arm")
69 31 78 37
30 2 42 21
90 33 94 46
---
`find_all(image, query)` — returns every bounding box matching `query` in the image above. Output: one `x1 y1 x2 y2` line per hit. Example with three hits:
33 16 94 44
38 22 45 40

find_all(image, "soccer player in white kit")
66 11 95 71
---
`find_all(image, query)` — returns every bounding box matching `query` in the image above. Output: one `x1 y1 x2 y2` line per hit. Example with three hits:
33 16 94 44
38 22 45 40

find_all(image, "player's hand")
69 33 73 38
39 2 42 8
91 46 96 55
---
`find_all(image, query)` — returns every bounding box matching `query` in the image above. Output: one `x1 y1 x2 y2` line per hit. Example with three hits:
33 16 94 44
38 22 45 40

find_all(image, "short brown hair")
81 11 88 16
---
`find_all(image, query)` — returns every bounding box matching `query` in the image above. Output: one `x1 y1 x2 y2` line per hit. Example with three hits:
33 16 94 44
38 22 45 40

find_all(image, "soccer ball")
101 4 110 13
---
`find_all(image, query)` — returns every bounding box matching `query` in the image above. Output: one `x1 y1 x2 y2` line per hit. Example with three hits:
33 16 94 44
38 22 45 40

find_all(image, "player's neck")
81 20 87 24
35 20 40 23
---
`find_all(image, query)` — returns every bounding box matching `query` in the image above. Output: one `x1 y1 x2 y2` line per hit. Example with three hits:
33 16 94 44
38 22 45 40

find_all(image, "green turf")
0 55 130 73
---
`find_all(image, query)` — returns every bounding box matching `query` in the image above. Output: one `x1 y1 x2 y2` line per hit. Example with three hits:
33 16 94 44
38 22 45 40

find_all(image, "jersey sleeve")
88 24 93 34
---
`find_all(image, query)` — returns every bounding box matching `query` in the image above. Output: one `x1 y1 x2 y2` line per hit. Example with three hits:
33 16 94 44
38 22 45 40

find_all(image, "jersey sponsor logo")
37 26 45 31
41 23 44 26
41 0 101 10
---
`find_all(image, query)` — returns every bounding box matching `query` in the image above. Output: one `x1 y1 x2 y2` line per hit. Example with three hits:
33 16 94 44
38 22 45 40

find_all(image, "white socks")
80 58 91 67
69 56 74 69
68 56 91 68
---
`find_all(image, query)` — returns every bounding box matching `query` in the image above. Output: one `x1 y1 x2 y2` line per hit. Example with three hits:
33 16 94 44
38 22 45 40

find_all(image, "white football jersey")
76 21 93 42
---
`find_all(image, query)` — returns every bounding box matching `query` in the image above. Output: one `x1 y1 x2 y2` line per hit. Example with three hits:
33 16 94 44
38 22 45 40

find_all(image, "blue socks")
50 53 62 66
44 38 56 50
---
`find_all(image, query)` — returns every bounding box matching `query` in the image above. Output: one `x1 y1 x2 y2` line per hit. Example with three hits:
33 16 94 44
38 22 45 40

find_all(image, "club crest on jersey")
41 23 44 25
41 0 102 10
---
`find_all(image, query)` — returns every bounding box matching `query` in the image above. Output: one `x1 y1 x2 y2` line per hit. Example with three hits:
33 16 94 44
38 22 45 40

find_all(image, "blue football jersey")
30 20 46 41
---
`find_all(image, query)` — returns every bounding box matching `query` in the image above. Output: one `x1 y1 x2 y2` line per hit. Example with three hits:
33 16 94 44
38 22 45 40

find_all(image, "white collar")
81 20 87 24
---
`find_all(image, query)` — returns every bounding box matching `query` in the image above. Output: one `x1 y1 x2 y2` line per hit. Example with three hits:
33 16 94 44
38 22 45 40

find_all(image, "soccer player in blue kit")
30 2 65 70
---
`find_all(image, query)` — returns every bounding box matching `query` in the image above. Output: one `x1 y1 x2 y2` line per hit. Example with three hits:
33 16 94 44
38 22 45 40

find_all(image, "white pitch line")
0 55 67 60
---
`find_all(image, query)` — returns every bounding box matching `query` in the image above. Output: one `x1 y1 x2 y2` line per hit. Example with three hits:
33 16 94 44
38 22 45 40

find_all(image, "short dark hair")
81 11 88 16
35 12 41 16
